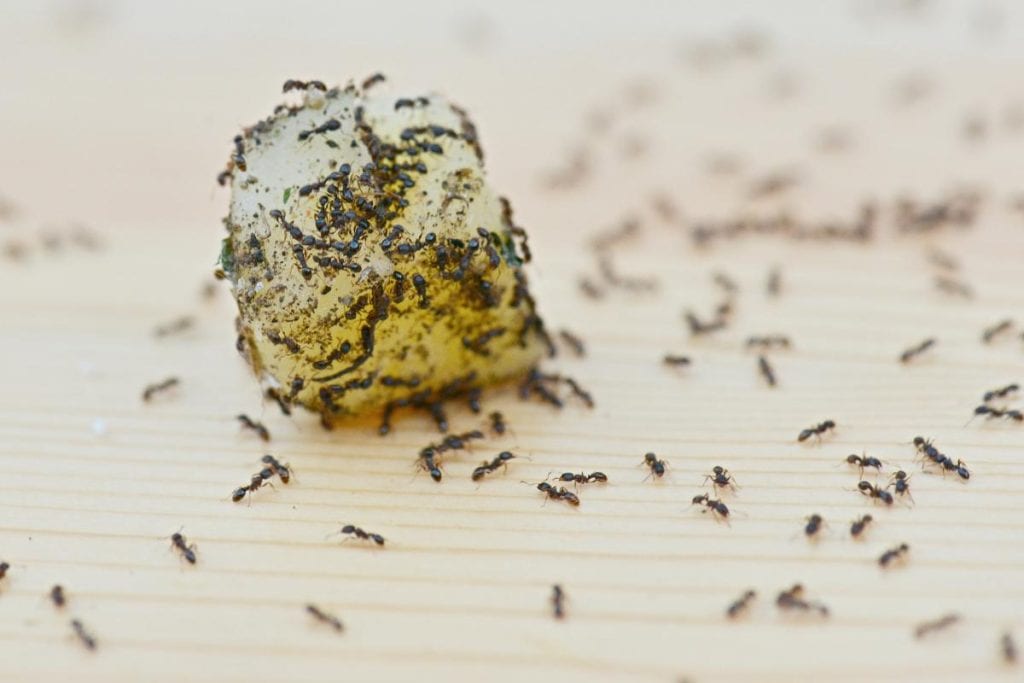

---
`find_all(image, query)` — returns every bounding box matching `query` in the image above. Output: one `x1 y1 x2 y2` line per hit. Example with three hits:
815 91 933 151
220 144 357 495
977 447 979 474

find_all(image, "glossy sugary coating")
219 81 547 419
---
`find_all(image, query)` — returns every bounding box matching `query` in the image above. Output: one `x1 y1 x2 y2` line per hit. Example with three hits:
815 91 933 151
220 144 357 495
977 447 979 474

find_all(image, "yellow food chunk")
219 80 548 419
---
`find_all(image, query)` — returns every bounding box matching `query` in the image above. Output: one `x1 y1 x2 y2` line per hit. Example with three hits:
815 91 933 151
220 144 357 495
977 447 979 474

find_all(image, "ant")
757 355 776 387
237 414 270 441
798 420 836 442
335 524 385 546
418 448 444 482
857 480 894 505
888 471 914 503
776 583 828 617
845 452 883 475
914 613 960 639
726 589 756 618
472 452 517 481
879 543 910 567
703 466 738 493
50 584 66 608
489 411 507 436
71 619 97 651
746 335 791 349
982 383 1019 402
642 452 668 480
142 376 180 401
971 405 1023 422
306 604 344 632
535 482 580 507
558 329 586 357
282 79 326 93
551 584 566 619
899 338 936 363
231 471 274 503
0 561 9 580
804 514 825 538
1003 631 1018 664
552 471 608 488
663 354 691 366
361 72 386 91
765 267 781 297
691 493 730 522
261 454 292 483
913 437 970 479
982 319 1014 344
850 514 873 538
170 530 197 565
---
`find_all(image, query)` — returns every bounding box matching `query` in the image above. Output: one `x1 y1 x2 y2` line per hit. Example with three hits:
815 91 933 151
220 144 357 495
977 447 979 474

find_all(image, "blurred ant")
803 514 825 538
850 514 873 538
899 338 936 363
726 589 756 618
857 480 893 505
551 584 566 619
914 613 960 638
970 405 1023 423
237 414 270 441
982 383 1018 403
306 604 344 632
798 420 835 442
489 411 507 435
879 543 910 568
776 584 829 617
845 452 883 476
231 471 274 503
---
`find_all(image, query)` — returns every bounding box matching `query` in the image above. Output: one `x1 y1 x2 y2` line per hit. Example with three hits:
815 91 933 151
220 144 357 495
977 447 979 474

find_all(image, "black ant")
170 530 197 565
804 514 825 538
888 471 914 503
971 405 1023 422
71 619 97 651
691 493 730 521
642 452 668 480
50 584 66 608
472 452 517 481
142 376 180 401
798 420 836 442
231 471 274 503
746 335 791 349
845 452 883 475
261 454 292 483
879 542 910 567
913 437 970 479
726 589 756 618
982 383 1019 402
361 73 386 91
857 480 894 505
914 613 960 638
558 329 586 357
1002 631 1018 664
757 355 777 387
982 319 1014 344
850 514 873 538
237 414 270 441
900 338 936 363
0 561 8 579
551 584 566 619
489 411 507 435
418 448 443 482
306 604 344 633
703 466 738 493
776 583 828 617
335 524 385 546
282 79 326 92
535 482 580 507
663 354 691 366
552 471 608 488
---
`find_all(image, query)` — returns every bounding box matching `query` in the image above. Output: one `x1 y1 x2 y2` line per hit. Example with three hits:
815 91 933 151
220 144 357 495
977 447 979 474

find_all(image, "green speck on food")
283 187 292 204
496 232 521 267
218 236 236 276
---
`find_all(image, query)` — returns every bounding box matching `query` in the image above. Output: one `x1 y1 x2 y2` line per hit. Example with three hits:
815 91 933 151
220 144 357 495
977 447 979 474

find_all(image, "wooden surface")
1 2 1023 682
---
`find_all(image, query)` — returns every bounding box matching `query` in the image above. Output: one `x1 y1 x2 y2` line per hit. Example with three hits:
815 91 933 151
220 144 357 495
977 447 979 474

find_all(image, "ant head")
691 494 708 505
644 452 657 464
857 480 873 491
341 524 355 534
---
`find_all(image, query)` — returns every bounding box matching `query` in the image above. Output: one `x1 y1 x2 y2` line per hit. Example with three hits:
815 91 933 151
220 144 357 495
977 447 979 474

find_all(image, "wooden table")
0 3 1022 681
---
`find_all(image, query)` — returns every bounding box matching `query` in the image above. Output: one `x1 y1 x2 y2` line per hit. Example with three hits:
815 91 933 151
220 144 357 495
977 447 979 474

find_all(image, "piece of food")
218 79 549 420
